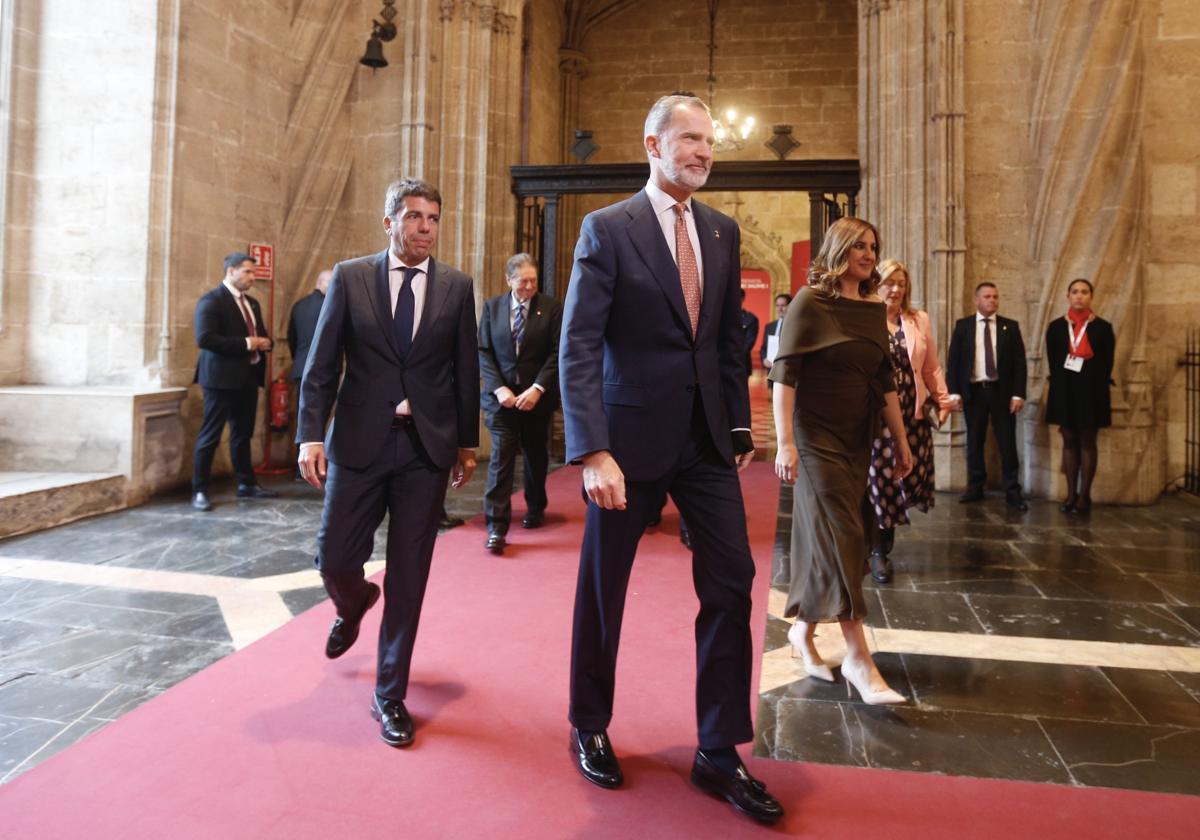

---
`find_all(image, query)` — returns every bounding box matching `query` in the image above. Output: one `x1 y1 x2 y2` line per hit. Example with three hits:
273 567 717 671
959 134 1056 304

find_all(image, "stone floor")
754 484 1200 797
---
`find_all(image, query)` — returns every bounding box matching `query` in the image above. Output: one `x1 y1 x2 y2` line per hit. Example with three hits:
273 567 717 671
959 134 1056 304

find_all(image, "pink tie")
673 203 701 336
237 294 261 364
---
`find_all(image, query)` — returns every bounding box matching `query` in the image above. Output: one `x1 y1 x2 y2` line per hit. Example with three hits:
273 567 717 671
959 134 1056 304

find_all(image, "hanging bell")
360 35 387 69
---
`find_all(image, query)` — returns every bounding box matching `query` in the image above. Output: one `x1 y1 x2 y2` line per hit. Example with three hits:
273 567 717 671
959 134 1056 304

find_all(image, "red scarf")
1065 308 1094 359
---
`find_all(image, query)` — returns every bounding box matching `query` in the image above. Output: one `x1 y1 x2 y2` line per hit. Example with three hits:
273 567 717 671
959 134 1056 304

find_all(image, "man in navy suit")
191 252 279 511
478 253 562 554
558 94 783 824
287 268 332 383
946 281 1028 510
297 178 479 748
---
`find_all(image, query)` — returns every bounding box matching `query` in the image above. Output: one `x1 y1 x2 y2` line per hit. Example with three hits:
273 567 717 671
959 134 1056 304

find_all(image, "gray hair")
383 178 442 219
505 252 537 279
643 94 711 145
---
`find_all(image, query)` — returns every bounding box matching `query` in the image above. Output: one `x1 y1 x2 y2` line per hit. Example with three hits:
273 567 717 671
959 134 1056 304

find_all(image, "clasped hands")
495 386 542 411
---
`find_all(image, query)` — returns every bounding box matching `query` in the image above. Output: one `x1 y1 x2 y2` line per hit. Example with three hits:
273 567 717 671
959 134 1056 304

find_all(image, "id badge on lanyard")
1064 319 1088 373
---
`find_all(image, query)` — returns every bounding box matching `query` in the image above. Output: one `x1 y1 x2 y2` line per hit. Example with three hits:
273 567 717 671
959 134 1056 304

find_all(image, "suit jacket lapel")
692 202 723 339
496 294 515 364
625 190 692 339
410 258 450 356
371 250 402 360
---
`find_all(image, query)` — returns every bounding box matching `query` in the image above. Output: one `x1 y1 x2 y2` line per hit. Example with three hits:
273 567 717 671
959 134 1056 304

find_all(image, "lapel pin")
714 229 720 239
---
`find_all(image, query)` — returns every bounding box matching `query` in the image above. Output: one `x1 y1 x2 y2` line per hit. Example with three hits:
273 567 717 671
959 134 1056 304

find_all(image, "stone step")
0 472 127 539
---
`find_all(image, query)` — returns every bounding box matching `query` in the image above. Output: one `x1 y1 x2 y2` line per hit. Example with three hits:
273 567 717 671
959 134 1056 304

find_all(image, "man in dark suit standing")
287 269 332 383
759 292 791 374
191 252 279 512
947 281 1028 510
297 178 479 748
558 94 783 824
739 289 759 375
478 253 562 555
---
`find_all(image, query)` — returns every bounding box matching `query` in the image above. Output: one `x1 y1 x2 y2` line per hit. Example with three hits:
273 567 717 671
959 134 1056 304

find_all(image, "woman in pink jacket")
865 260 958 582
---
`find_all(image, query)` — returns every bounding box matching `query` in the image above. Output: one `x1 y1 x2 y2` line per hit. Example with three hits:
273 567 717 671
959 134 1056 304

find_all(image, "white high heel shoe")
787 622 835 682
840 656 906 705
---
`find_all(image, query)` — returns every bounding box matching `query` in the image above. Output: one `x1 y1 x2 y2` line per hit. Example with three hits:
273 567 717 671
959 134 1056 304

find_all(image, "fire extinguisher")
268 374 290 432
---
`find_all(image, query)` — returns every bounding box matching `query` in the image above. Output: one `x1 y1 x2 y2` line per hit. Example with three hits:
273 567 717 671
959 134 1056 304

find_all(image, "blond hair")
877 259 913 315
808 217 882 298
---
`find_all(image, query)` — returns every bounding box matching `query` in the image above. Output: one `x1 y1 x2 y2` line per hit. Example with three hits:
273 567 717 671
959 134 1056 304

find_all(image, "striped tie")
513 301 526 355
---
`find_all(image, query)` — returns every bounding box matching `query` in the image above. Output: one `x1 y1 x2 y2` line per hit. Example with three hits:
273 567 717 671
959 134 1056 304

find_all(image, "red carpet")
2 464 1197 838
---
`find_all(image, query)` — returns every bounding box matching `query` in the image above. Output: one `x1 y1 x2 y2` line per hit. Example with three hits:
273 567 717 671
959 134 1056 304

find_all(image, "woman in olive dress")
770 218 912 704
1045 278 1114 514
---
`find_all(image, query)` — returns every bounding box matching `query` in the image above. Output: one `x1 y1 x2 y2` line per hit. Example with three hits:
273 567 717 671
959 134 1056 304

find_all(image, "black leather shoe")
645 511 662 528
868 550 893 584
521 511 544 529
569 728 623 789
959 488 984 503
370 694 414 748
325 582 381 659
485 532 506 555
679 521 692 550
236 484 279 499
439 513 465 530
691 750 784 824
192 491 213 512
1006 494 1029 512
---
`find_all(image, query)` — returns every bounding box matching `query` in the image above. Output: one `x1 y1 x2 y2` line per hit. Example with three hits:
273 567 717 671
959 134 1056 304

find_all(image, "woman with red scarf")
1044 279 1115 514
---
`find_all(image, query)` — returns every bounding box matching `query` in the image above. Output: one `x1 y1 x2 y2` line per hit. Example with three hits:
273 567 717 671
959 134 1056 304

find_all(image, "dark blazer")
287 290 326 380
759 318 781 368
1045 316 1114 427
296 251 480 471
559 190 749 481
193 284 268 389
946 313 1027 405
478 291 563 415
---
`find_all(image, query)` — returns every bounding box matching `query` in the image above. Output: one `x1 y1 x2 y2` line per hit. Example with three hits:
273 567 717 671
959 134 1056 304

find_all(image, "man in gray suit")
297 178 479 749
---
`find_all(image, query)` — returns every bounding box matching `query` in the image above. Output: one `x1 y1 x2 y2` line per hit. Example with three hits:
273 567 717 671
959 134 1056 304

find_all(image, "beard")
660 155 710 192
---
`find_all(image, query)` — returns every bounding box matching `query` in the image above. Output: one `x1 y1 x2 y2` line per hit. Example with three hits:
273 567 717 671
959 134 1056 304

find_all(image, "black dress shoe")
521 511 544 529
1059 496 1077 513
691 750 784 824
325 582 381 659
236 484 279 499
679 521 692 550
569 728 623 789
645 511 662 528
1006 495 1029 512
867 550 893 584
959 488 984 503
439 513 465 530
192 491 213 512
370 694 414 748
485 532 506 555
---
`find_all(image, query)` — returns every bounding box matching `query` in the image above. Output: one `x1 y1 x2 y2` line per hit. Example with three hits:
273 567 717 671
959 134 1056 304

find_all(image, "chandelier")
706 0 755 152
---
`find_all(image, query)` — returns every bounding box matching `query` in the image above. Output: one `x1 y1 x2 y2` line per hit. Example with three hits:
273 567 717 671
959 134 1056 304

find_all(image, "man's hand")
495 387 517 409
582 450 626 510
1010 396 1025 414
514 387 542 411
451 448 476 489
734 448 755 472
298 443 327 489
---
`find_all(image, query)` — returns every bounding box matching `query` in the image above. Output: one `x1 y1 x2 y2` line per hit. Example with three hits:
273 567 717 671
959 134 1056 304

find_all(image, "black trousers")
483 407 551 534
568 399 755 748
964 382 1021 494
192 386 259 492
316 423 449 701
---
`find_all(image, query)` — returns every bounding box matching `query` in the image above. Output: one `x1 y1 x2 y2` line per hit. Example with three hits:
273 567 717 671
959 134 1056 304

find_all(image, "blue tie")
394 266 418 358
512 301 526 355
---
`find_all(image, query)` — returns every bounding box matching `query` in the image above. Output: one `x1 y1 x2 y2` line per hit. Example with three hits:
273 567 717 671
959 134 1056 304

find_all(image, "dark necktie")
237 295 260 364
512 301 526 355
394 266 418 358
983 317 997 380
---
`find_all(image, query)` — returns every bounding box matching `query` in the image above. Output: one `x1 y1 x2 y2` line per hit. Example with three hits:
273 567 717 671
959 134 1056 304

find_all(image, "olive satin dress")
768 287 896 621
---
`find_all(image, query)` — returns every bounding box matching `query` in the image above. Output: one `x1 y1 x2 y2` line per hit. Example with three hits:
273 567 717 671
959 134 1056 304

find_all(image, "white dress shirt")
388 252 430 416
971 311 999 383
645 179 703 298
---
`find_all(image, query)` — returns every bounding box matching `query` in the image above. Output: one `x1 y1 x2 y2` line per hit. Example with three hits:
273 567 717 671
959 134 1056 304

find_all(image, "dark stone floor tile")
1171 672 1200 703
902 654 1140 723
763 696 1070 782
752 690 780 758
71 587 215 613
763 615 790 652
0 530 164 565
1040 718 1200 796
1169 605 1200 634
281 587 330 617
0 673 128 723
903 522 1028 543
0 714 70 778
0 578 95 618
1007 543 1121 573
1099 545 1200 575
0 619 80 660
220 547 317 580
968 595 1200 646
875 590 985 633
159 608 233 643
19 598 181 636
112 538 288 576
889 539 1032 571
1101 668 1200 728
61 635 233 691
1144 573 1200 607
907 567 1041 597
1020 569 1169 603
